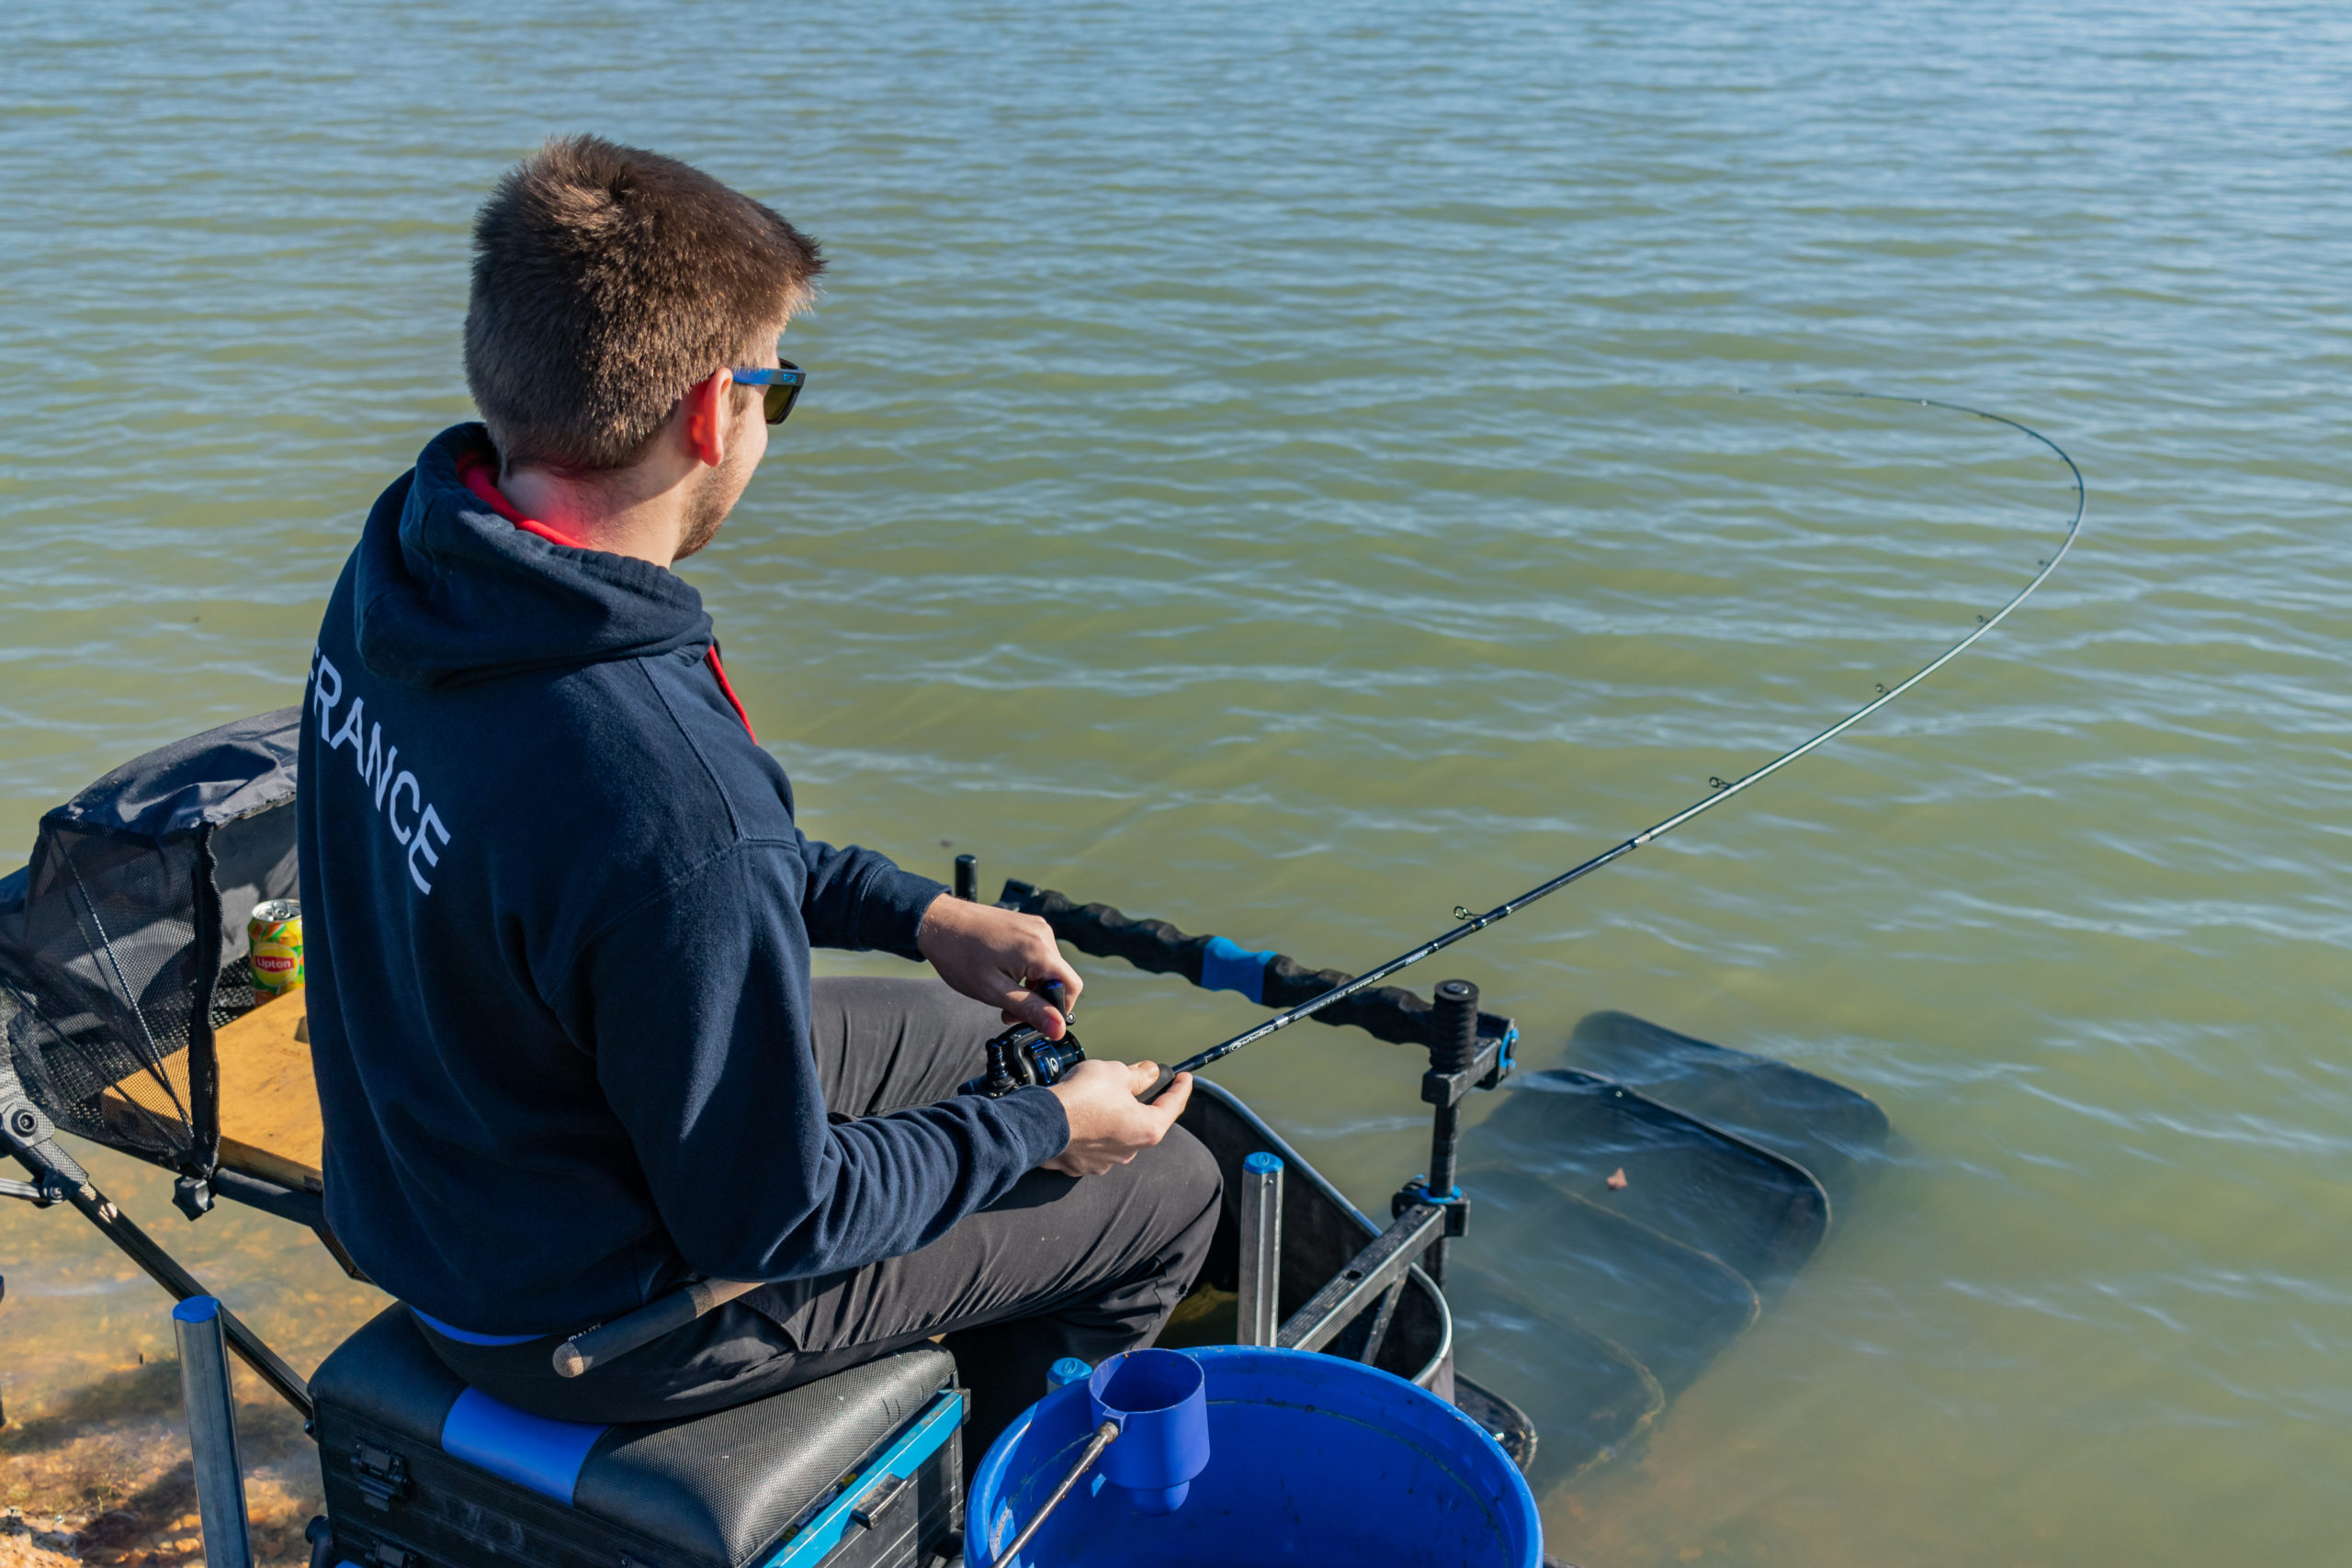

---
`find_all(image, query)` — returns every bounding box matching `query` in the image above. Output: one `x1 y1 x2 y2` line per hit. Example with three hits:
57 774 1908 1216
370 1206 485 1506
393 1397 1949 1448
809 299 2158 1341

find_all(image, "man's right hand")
1043 1058 1193 1177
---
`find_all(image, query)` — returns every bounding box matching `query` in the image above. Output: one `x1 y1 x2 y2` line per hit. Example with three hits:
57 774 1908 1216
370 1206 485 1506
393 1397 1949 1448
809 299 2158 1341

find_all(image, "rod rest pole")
175 1296 254 1568
1419 979 1478 1286
1237 1153 1283 1347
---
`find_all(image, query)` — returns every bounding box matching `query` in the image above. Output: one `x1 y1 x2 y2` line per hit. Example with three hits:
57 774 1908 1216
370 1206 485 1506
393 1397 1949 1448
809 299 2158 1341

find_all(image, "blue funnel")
1087 1349 1208 1515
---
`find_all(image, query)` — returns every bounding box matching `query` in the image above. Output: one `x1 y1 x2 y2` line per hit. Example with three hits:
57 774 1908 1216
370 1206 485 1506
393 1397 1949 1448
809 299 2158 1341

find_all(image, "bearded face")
673 376 770 562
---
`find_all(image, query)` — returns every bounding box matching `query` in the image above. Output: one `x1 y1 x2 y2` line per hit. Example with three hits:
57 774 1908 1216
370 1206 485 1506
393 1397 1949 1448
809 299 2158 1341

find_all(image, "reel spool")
961 1022 1088 1100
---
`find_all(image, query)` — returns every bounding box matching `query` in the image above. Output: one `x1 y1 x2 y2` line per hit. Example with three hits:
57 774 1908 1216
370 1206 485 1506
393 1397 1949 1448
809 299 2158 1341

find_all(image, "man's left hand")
915 896 1085 1038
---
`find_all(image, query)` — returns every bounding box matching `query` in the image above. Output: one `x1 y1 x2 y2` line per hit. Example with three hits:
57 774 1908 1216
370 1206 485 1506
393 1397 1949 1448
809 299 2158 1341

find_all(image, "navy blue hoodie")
297 424 1069 1336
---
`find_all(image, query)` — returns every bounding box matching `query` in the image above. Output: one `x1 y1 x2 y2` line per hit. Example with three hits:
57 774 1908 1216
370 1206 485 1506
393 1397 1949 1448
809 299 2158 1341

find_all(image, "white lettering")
311 651 344 732
319 665 454 900
328 695 367 755
406 806 450 895
371 740 399 810
387 772 421 845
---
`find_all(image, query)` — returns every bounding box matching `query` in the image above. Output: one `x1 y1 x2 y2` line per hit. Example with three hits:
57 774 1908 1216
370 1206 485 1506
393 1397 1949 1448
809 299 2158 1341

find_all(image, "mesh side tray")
0 707 300 1171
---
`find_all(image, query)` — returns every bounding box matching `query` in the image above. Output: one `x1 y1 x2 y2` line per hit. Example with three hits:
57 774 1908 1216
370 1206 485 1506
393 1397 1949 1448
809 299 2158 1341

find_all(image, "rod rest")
1000 881 1517 1053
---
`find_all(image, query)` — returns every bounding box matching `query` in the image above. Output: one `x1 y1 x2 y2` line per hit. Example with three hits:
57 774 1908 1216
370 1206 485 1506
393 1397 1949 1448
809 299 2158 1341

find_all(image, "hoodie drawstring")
707 646 755 741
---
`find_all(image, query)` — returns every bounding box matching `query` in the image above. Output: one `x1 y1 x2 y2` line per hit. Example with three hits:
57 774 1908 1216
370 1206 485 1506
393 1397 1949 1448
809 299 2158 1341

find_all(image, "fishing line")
1163 390 2086 1083
565 390 2084 1371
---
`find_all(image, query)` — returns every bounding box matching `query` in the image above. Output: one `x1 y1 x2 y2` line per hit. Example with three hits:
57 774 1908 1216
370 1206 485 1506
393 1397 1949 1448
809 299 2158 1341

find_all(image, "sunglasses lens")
763 360 803 425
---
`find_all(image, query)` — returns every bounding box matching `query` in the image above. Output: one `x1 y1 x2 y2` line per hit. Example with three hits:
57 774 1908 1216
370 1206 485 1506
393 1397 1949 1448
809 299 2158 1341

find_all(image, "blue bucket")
967 1347 1541 1568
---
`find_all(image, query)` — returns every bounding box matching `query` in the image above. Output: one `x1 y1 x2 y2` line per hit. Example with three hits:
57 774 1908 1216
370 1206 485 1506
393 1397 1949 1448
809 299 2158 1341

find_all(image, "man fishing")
295 135 1218 1454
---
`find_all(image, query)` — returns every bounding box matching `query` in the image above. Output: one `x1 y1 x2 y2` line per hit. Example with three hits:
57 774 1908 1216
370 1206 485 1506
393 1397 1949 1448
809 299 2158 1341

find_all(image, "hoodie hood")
352 423 713 689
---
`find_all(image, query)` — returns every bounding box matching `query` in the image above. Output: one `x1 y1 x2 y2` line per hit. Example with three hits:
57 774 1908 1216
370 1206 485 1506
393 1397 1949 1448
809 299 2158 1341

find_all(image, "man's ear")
680 367 732 469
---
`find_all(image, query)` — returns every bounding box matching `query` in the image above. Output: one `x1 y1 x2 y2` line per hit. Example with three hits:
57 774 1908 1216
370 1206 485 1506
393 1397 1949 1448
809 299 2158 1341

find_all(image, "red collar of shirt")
451 447 755 741
453 448 587 549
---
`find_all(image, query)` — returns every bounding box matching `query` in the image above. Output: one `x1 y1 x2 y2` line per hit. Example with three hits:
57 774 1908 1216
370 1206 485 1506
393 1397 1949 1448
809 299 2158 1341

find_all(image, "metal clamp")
1418 1032 1508 1110
1 1083 88 1190
1393 1179 1471 1239
349 1442 412 1508
174 1174 217 1220
1 1173 67 1205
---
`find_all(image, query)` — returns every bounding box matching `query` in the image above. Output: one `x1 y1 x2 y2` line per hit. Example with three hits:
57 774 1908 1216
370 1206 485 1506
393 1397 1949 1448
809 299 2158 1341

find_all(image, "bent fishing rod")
555 392 2083 1374
1139 390 2085 1098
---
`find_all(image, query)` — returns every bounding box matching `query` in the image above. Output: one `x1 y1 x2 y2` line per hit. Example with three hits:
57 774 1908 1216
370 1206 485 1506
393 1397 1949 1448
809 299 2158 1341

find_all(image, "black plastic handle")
552 1279 758 1377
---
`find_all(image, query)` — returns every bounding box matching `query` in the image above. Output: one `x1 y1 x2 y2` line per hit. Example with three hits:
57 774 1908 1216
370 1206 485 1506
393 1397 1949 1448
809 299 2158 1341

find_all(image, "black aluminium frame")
1 1041 314 1417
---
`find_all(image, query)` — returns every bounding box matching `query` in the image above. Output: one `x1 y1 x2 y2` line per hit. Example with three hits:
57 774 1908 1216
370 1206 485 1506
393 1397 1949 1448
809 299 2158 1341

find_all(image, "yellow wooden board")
98 987 327 1190
213 987 325 1190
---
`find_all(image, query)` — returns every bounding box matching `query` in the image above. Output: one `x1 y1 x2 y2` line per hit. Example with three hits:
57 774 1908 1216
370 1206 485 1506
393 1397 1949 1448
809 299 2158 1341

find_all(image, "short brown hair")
463 136 824 472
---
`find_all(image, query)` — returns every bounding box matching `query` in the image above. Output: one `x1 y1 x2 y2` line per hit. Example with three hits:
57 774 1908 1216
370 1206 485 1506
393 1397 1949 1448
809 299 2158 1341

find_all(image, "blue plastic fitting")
1088 1348 1210 1516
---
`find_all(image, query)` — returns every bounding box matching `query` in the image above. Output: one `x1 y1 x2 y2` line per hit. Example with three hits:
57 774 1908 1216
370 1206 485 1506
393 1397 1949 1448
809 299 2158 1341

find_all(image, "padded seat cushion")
313 1307 956 1568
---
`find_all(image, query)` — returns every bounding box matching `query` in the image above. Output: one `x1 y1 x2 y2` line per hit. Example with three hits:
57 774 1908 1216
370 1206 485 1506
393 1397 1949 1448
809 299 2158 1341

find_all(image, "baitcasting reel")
961 1021 1087 1100
940 916 1085 1100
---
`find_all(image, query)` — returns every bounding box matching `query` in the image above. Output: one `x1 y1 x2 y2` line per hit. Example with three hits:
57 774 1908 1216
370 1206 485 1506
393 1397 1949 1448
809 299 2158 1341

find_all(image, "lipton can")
249 898 303 998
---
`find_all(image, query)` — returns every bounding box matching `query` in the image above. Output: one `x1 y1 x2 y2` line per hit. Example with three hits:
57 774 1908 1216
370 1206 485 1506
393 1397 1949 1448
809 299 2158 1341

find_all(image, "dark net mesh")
0 708 300 1167
211 955 259 1030
2 822 206 1156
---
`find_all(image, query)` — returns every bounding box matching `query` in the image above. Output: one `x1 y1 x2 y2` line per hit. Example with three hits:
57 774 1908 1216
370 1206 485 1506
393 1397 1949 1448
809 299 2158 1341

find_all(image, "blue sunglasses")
729 359 807 424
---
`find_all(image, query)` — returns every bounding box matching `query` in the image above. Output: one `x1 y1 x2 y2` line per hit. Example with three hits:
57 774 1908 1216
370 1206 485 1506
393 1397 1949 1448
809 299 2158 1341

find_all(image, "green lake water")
5 4 2349 1563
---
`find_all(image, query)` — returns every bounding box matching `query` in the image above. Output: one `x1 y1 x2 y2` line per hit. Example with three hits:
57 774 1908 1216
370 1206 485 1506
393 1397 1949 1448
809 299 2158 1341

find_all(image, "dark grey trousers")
419 976 1223 1459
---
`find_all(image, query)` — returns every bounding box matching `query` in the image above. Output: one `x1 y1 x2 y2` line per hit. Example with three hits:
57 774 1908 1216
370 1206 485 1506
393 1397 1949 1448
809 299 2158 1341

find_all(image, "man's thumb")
1148 1069 1193 1119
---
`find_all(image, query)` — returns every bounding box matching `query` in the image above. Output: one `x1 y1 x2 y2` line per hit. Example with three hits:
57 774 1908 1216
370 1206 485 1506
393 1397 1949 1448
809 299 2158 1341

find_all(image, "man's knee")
1136 1122 1222 1267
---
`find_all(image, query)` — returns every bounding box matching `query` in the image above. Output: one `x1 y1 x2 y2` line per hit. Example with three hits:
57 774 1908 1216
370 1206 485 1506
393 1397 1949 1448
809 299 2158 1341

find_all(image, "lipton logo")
254 954 299 975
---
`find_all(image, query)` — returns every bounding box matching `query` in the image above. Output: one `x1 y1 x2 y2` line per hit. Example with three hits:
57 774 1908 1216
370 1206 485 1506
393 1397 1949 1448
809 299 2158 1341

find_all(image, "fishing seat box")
311 1309 965 1568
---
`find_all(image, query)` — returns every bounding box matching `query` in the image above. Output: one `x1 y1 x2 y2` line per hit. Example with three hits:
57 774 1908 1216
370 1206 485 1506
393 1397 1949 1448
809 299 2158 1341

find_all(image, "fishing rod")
1140 390 2086 1096
561 391 2083 1375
